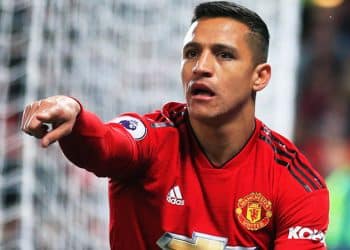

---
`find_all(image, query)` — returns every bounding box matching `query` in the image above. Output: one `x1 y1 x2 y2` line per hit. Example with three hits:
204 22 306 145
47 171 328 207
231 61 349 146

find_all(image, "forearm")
59 108 135 178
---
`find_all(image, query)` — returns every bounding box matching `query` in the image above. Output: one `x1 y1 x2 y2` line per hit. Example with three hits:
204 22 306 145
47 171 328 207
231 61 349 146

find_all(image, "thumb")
40 121 75 148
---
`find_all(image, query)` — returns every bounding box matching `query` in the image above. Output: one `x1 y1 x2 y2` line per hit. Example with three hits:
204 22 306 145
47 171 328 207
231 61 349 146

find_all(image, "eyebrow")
183 42 239 56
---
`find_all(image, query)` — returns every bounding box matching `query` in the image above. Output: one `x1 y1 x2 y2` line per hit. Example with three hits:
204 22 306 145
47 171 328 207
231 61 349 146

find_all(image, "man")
21 1 329 249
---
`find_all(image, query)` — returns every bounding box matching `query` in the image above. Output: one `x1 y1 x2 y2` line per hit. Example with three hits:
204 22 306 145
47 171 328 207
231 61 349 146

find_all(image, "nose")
192 51 214 78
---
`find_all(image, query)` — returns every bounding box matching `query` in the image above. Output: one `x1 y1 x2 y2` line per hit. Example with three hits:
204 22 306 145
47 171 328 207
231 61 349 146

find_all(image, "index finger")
22 101 42 133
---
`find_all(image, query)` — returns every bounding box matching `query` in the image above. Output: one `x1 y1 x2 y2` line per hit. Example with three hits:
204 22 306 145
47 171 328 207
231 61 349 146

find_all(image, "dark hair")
191 1 270 65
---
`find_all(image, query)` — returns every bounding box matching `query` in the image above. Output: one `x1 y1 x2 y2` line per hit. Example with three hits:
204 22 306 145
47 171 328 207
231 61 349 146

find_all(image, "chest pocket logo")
235 192 272 231
157 232 257 250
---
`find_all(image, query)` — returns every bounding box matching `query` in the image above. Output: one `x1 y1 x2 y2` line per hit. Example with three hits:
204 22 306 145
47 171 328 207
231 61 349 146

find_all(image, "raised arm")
21 95 155 179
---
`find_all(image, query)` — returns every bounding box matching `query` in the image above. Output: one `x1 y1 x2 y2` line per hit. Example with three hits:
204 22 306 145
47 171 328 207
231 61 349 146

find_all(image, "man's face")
181 17 258 123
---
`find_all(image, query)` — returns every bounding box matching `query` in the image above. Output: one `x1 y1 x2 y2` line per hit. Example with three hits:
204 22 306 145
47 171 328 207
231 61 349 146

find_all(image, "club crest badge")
110 115 147 140
235 192 272 231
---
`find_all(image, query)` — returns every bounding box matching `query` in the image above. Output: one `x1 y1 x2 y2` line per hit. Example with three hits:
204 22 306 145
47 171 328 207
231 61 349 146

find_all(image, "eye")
217 51 234 60
184 49 198 59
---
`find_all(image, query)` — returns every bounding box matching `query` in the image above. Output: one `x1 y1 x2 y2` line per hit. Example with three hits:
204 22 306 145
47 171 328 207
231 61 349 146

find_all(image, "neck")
189 112 256 167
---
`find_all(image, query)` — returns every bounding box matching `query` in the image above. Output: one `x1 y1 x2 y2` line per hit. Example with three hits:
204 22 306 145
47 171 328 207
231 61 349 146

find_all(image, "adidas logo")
166 185 185 206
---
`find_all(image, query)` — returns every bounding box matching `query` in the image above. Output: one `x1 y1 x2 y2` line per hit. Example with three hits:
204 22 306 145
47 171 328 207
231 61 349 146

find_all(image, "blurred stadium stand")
297 0 350 249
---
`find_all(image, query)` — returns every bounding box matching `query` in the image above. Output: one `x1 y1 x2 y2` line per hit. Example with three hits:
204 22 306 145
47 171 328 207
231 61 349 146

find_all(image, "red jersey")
59 102 329 250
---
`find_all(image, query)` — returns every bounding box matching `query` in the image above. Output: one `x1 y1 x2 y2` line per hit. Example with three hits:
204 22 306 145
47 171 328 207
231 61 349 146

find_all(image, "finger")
23 102 41 133
40 121 74 148
35 105 66 124
22 113 49 138
22 100 54 137
24 102 68 139
21 105 31 131
22 102 38 131
30 123 50 139
24 98 57 126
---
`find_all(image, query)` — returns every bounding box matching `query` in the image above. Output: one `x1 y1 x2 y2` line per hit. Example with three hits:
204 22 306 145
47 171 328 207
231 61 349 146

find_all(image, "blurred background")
0 0 349 249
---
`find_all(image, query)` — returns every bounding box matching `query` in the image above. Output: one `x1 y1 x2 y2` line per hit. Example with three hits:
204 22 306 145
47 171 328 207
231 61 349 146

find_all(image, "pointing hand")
21 95 81 147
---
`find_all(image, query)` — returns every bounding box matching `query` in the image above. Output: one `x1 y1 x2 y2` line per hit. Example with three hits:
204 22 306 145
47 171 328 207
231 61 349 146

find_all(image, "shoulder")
255 122 329 247
145 102 188 126
107 102 187 140
256 119 326 193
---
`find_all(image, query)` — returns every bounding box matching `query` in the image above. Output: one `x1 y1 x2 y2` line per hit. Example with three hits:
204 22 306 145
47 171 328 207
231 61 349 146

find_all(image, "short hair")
191 1 270 65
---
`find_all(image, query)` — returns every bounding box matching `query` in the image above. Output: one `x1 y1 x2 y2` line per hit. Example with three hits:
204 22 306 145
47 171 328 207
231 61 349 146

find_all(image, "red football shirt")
59 102 329 250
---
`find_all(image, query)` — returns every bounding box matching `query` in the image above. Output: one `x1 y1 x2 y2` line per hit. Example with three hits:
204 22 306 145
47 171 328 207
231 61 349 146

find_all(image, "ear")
252 63 271 92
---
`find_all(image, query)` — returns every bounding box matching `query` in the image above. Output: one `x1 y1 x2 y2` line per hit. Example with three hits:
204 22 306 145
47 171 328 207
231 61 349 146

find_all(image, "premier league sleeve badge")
110 115 147 140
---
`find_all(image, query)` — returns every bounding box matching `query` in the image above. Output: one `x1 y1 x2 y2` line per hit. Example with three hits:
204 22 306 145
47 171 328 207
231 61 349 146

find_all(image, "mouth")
190 83 215 97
